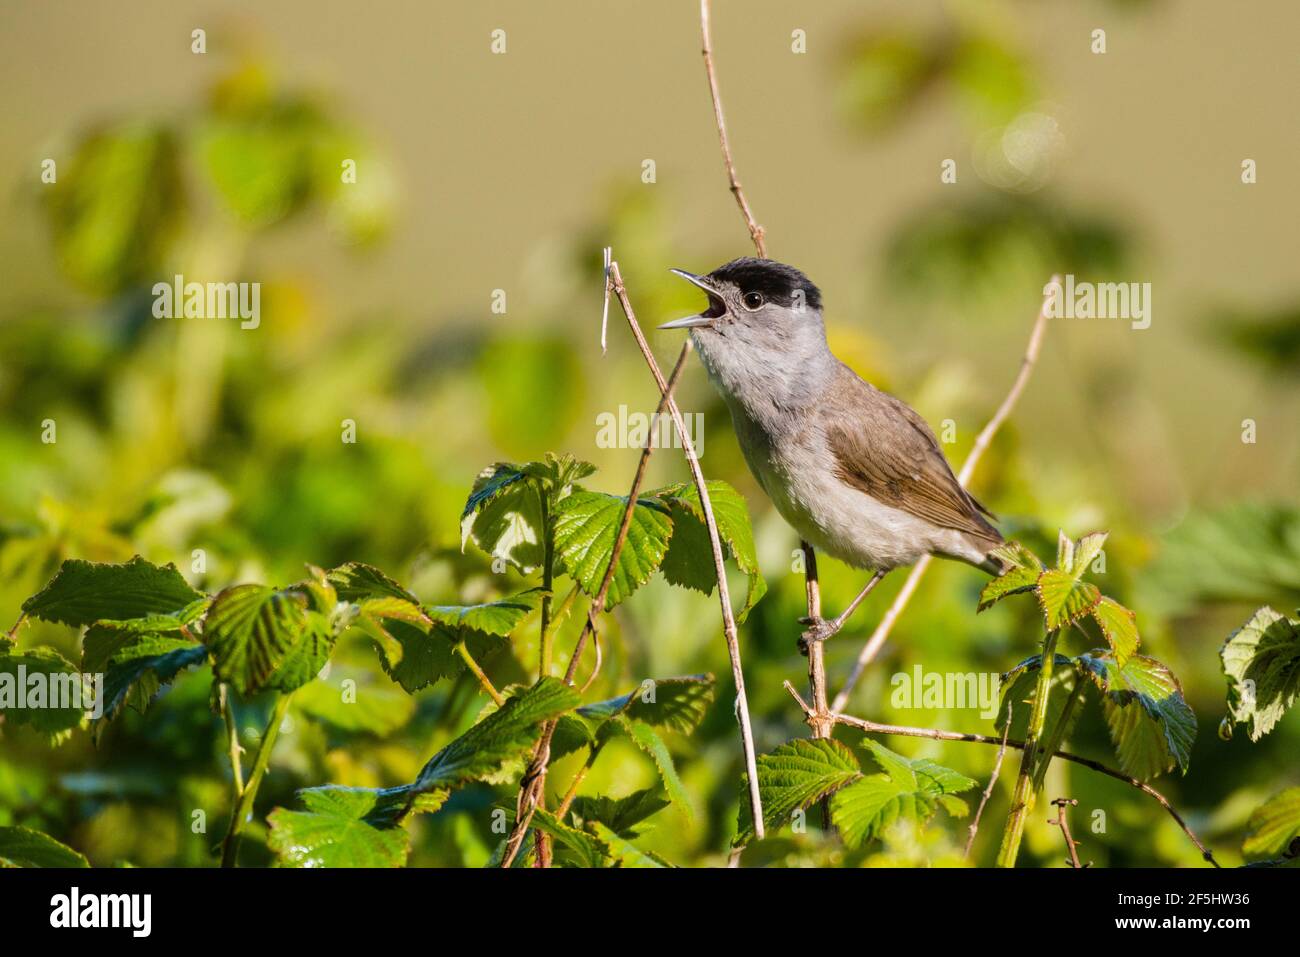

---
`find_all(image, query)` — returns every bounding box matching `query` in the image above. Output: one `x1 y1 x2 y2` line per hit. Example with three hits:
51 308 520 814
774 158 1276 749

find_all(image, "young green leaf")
267 785 446 868
411 677 579 796
735 738 863 845
426 588 545 638
460 463 546 573
590 822 673 867
1078 651 1196 779
618 717 691 817
996 653 1084 744
325 561 419 604
654 480 767 621
0 645 87 735
553 490 673 609
527 808 614 868
0 826 89 868
93 633 208 722
1035 569 1101 631
831 741 977 849
1220 606 1300 742
1091 596 1140 667
580 674 715 735
203 583 333 695
22 556 203 628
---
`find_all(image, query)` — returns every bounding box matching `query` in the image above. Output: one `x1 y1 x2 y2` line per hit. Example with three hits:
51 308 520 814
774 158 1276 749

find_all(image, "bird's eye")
742 291 764 310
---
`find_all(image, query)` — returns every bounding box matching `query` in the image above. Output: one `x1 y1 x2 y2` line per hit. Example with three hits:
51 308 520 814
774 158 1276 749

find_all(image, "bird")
660 257 1005 645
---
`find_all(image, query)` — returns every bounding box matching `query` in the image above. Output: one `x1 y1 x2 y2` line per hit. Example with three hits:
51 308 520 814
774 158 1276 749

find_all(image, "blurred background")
0 0 1297 867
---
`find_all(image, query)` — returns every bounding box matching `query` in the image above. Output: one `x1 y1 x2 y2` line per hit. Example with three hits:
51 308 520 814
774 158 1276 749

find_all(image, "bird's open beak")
660 269 723 330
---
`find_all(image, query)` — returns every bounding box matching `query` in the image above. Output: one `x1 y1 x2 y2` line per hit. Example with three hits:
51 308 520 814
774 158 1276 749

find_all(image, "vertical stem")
220 684 244 799
997 630 1059 867
538 493 555 679
801 542 834 832
221 692 292 868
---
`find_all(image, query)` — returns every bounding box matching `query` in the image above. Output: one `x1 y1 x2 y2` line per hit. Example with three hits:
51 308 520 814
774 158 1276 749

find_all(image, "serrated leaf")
0 826 89 867
203 584 334 695
590 823 673 867
1220 606 1300 742
1078 651 1196 779
830 741 976 849
1036 569 1101 631
570 788 671 838
0 645 86 734
411 677 579 796
1092 596 1140 667
655 480 767 621
619 718 691 818
736 738 863 845
1242 787 1300 859
580 674 715 735
1070 532 1108 578
460 463 545 573
267 785 446 868
527 808 613 868
22 556 203 628
294 675 415 736
978 564 1041 611
426 588 545 638
371 618 458 693
553 490 673 609
94 633 207 722
326 562 418 604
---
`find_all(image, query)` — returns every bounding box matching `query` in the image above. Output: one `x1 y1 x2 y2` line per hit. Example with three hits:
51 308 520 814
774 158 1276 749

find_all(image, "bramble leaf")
267 785 446 868
570 788 671 838
553 490 673 609
1078 651 1196 779
0 826 89 868
1091 596 1140 667
735 738 863 845
203 583 334 695
22 556 203 628
0 645 86 735
1242 787 1300 859
1220 606 1300 742
1036 569 1101 631
460 463 545 573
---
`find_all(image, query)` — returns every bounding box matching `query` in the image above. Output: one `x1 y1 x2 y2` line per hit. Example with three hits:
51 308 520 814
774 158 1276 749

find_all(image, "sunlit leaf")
1078 652 1196 779
736 738 862 846
553 490 672 609
1220 606 1300 742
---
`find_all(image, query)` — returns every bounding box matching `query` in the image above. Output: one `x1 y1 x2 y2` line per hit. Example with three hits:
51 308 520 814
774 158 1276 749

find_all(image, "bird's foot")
797 615 839 654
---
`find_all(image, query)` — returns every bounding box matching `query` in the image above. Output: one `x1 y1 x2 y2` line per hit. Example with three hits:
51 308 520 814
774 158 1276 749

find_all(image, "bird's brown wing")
824 364 1002 548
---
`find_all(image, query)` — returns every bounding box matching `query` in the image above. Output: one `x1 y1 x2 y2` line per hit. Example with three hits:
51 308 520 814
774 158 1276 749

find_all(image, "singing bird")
660 257 1004 644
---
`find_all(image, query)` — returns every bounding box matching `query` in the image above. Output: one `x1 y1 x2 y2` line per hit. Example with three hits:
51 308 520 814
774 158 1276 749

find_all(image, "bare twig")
608 260 766 839
3 613 28 643
964 703 1011 859
700 0 766 258
1049 798 1088 868
830 710 1219 866
499 327 694 867
831 277 1060 712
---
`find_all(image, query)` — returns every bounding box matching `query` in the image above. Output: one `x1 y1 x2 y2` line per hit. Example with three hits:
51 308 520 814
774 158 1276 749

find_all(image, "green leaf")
203 583 334 695
979 565 1041 612
267 785 446 868
22 556 203 628
370 618 458 693
1035 569 1101 631
736 738 863 845
616 718 691 816
460 463 545 573
553 490 673 609
411 677 579 796
94 633 207 722
0 645 87 735
1078 652 1197 779
655 481 767 621
831 739 977 849
0 826 89 868
1069 532 1108 578
1091 596 1140 667
426 588 545 639
580 674 715 735
527 809 613 868
1220 606 1300 742
1242 787 1300 859
590 823 673 867
570 788 671 838
294 675 415 736
326 562 419 604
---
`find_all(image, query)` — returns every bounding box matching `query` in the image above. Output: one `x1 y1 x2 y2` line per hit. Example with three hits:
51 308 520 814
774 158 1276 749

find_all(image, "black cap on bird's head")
661 257 823 330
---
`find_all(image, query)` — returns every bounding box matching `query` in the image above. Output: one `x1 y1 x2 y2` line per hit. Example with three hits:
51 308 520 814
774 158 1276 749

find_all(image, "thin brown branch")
499 332 693 867
964 702 1011 859
831 276 1060 712
700 0 766 258
608 259 766 839
830 711 1219 866
1049 798 1088 868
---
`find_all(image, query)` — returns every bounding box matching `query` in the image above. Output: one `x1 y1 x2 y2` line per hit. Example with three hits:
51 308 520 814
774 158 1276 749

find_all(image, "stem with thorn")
220 692 292 868
997 629 1058 867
